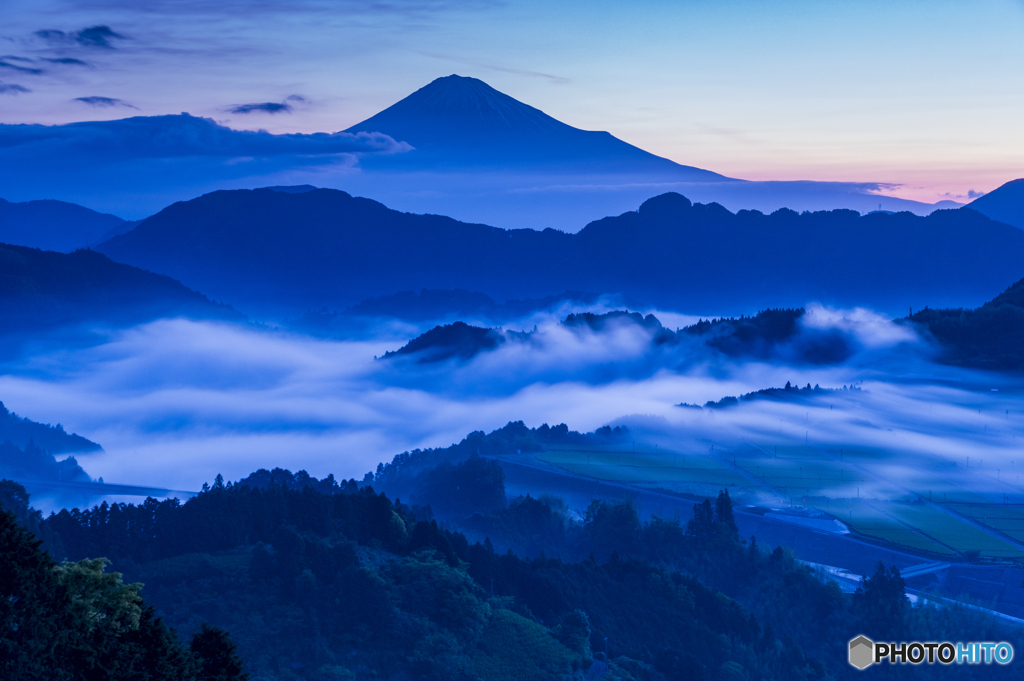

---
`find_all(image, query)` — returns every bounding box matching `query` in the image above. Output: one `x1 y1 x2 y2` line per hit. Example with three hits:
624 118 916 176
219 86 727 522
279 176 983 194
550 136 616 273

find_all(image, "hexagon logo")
849 636 874 670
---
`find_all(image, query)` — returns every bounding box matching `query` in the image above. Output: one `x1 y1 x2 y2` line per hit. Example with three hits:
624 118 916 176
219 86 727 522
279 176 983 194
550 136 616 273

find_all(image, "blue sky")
2 0 1023 203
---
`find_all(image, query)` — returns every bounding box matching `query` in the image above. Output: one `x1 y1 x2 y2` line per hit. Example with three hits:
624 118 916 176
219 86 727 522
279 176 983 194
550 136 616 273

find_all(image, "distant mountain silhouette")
95 188 1024 317
968 179 1024 230
346 74 726 179
0 198 126 252
0 242 239 332
94 219 143 244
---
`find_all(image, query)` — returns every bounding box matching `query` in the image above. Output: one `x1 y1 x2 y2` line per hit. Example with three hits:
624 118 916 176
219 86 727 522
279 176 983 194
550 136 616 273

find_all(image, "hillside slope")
0 401 99 453
968 178 1024 230
0 198 126 252
907 274 1024 370
0 242 239 331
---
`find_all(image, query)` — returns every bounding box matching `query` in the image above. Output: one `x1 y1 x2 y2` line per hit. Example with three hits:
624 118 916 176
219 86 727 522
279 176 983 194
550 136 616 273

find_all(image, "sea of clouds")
1 304 1022 511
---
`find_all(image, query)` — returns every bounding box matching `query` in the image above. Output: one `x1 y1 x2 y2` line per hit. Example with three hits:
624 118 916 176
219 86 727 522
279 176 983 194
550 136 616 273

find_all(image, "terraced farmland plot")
883 503 1024 558
945 504 1024 543
812 500 955 556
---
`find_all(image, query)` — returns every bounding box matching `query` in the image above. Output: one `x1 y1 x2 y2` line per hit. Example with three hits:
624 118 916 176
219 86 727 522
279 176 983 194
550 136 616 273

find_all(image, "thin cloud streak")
417 51 570 84
35 25 128 49
0 59 44 74
74 95 137 108
229 96 307 115
0 82 31 94
73 0 502 18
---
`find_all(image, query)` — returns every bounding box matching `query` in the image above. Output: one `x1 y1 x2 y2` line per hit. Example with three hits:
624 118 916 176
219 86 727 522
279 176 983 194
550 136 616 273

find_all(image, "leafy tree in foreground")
1 486 247 681
191 624 250 681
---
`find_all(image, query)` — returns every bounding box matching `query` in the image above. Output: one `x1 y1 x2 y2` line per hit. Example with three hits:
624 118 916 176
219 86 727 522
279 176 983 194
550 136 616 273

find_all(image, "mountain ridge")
0 197 126 253
95 188 1024 317
0 241 240 333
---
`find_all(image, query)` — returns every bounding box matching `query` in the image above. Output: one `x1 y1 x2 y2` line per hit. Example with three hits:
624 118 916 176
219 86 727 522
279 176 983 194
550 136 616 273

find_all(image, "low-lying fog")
2 304 1023 509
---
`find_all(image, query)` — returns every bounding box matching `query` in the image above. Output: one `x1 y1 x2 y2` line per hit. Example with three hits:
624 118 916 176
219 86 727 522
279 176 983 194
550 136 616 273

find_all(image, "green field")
946 504 1024 544
732 445 912 500
885 503 1024 558
526 443 1024 560
813 500 955 556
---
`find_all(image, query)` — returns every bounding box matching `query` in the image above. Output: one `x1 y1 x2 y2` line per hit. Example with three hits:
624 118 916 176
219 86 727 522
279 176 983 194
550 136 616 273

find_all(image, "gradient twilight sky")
2 0 1022 203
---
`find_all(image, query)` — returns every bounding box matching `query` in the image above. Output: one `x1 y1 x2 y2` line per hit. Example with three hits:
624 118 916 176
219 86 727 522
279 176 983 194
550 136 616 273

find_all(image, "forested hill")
0 501 248 680
23 475 839 681
0 197 126 252
19 439 1017 680
96 188 1024 316
906 274 1024 370
380 308 858 367
0 242 239 332
0 401 100 453
693 382 861 409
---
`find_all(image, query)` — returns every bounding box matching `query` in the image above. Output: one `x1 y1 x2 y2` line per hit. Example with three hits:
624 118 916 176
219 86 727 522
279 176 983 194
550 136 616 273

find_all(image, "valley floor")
497 456 1024 623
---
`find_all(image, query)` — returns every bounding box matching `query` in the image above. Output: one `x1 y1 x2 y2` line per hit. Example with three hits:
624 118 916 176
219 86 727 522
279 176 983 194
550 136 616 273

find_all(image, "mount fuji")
345 74 726 178
0 74 963 228
335 75 959 229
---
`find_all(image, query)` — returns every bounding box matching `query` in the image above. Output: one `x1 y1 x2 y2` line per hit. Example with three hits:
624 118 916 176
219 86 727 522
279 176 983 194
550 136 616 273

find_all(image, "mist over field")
2 304 1021 507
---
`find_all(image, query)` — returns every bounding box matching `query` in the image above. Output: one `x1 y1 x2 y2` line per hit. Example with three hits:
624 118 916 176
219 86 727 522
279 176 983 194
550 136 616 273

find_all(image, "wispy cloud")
74 96 138 109
0 58 43 74
229 96 307 115
35 26 128 50
43 57 92 67
231 102 291 114
417 51 569 84
0 82 30 95
73 0 499 19
939 189 985 201
0 111 406 159
0 112 410 218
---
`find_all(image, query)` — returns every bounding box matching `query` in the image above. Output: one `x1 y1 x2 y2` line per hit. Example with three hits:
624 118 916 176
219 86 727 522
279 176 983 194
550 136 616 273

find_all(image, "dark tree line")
5 444 1022 680
0 499 247 681
907 275 1024 371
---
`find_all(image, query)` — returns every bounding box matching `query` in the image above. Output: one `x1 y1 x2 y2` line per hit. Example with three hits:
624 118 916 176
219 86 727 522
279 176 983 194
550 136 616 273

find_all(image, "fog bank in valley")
0 305 1021 507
